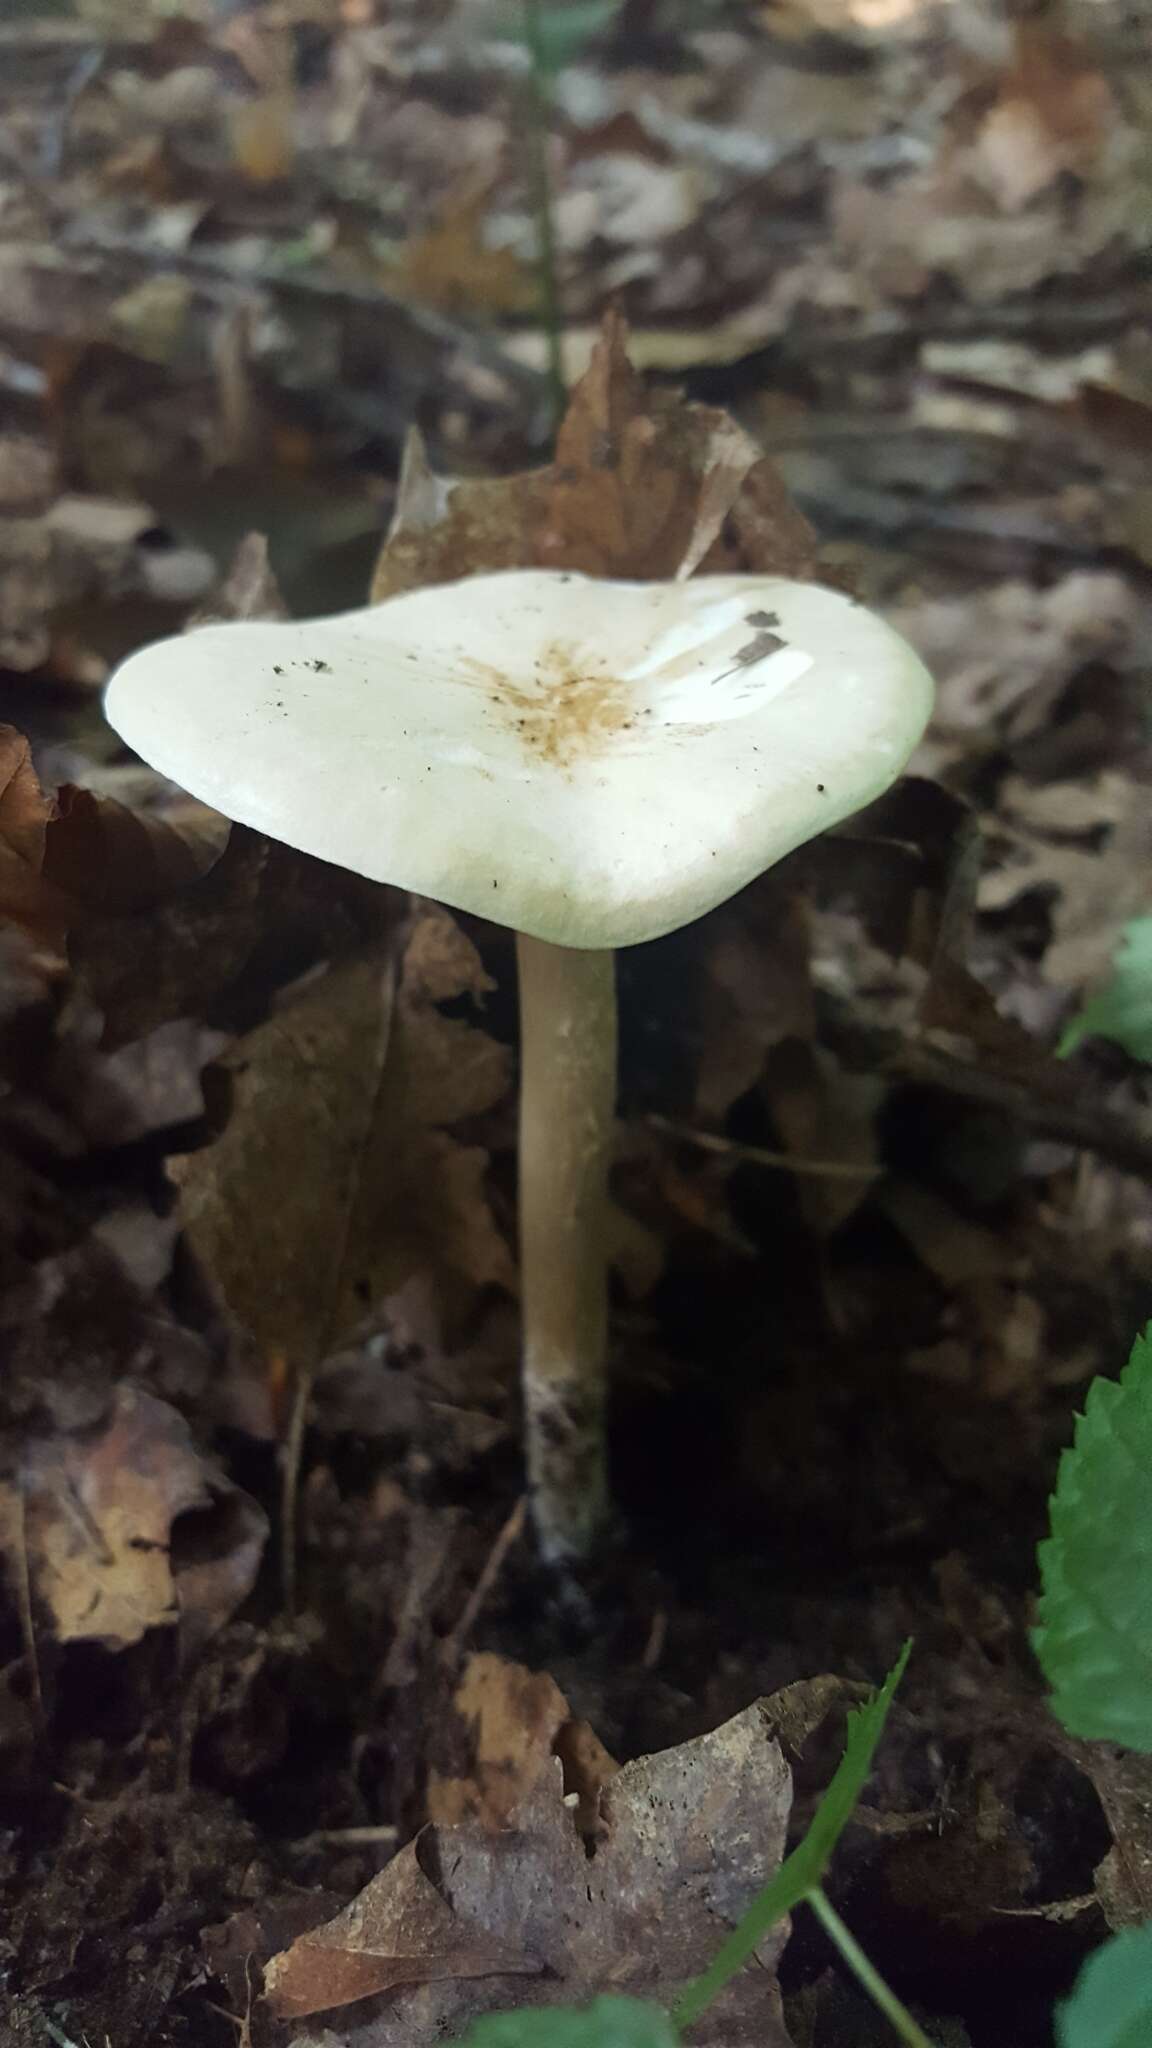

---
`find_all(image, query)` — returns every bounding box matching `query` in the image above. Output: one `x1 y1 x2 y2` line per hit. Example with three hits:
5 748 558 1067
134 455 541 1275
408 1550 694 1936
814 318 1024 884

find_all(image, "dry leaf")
230 93 297 185
398 186 537 317
173 905 513 1374
0 729 64 948
694 876 816 1124
971 26 1116 212
0 1385 266 1650
895 573 1143 774
427 1653 572 1829
1080 1746 1152 1930
979 771 1152 993
0 724 226 955
263 1690 792 2043
43 785 223 918
0 436 58 518
372 309 819 601
264 1838 540 2019
190 530 289 626
1 492 215 676
760 1038 880 1239
72 825 393 1048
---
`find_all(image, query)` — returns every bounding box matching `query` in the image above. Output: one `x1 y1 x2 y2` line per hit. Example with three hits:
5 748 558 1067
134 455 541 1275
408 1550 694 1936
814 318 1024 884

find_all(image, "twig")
440 1495 528 1667
648 1113 880 1182
289 1823 399 1852
48 229 546 400
39 2020 85 2048
641 1607 667 1670
14 1485 44 1730
720 292 1152 370
895 1043 1152 1183
280 1367 313 1617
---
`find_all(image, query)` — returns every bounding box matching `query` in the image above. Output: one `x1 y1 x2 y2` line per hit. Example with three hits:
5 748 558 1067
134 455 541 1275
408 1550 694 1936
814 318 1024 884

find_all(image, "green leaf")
1056 1923 1152 2048
457 1999 679 2047
673 1643 911 2030
1034 1325 1152 1749
1059 917 1152 1062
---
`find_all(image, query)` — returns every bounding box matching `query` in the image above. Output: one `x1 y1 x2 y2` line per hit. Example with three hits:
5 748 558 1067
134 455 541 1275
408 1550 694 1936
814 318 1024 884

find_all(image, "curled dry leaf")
265 1841 540 2022
372 308 820 602
264 1675 792 2044
172 904 513 1377
426 1652 620 1849
0 728 62 950
0 1384 266 1651
0 724 225 956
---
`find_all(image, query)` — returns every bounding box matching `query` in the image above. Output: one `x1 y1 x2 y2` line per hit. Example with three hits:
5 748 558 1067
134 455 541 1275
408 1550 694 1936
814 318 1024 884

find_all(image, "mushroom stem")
516 932 616 1563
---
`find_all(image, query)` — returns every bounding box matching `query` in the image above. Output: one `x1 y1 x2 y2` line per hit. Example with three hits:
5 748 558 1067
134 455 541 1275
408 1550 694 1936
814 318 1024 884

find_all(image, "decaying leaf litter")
2 0 1152 2041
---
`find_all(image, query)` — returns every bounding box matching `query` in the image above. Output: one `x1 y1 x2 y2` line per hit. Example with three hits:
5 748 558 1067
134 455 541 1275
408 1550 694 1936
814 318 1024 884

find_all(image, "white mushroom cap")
104 568 933 949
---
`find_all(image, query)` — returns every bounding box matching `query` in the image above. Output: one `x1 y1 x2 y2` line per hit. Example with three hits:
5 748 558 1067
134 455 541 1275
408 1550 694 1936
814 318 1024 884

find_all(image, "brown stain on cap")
466 640 638 770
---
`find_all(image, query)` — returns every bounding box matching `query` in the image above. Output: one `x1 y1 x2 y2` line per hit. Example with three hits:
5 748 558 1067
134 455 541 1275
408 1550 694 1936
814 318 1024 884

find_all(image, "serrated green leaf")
673 1643 910 2030
1056 1923 1152 2048
456 1998 679 2047
1034 1325 1152 1749
1059 917 1152 1062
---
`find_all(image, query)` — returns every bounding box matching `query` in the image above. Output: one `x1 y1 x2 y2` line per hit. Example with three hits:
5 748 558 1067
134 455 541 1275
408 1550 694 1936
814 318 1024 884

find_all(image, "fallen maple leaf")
398 184 538 319
263 1669 793 2044
372 309 821 602
171 904 513 1378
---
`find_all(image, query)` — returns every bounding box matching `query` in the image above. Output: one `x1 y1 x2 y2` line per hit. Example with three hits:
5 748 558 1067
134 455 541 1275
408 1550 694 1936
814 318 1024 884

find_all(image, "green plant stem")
808 1887 937 2048
522 0 566 433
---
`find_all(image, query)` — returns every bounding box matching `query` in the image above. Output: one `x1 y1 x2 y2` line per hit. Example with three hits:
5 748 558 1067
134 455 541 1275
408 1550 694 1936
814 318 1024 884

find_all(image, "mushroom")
104 567 933 1565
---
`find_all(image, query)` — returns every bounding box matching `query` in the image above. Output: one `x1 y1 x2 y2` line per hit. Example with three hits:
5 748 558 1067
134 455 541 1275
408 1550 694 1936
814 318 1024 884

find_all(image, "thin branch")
895 1043 1152 1183
439 1496 528 1667
13 1485 43 1731
648 1113 880 1182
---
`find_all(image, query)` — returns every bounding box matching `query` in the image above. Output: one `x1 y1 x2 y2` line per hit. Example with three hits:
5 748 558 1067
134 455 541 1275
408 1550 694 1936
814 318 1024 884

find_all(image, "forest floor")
1 0 1152 2043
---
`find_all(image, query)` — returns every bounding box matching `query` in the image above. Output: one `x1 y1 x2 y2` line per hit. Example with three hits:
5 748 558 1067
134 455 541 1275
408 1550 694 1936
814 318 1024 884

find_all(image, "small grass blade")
673 1642 911 2030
